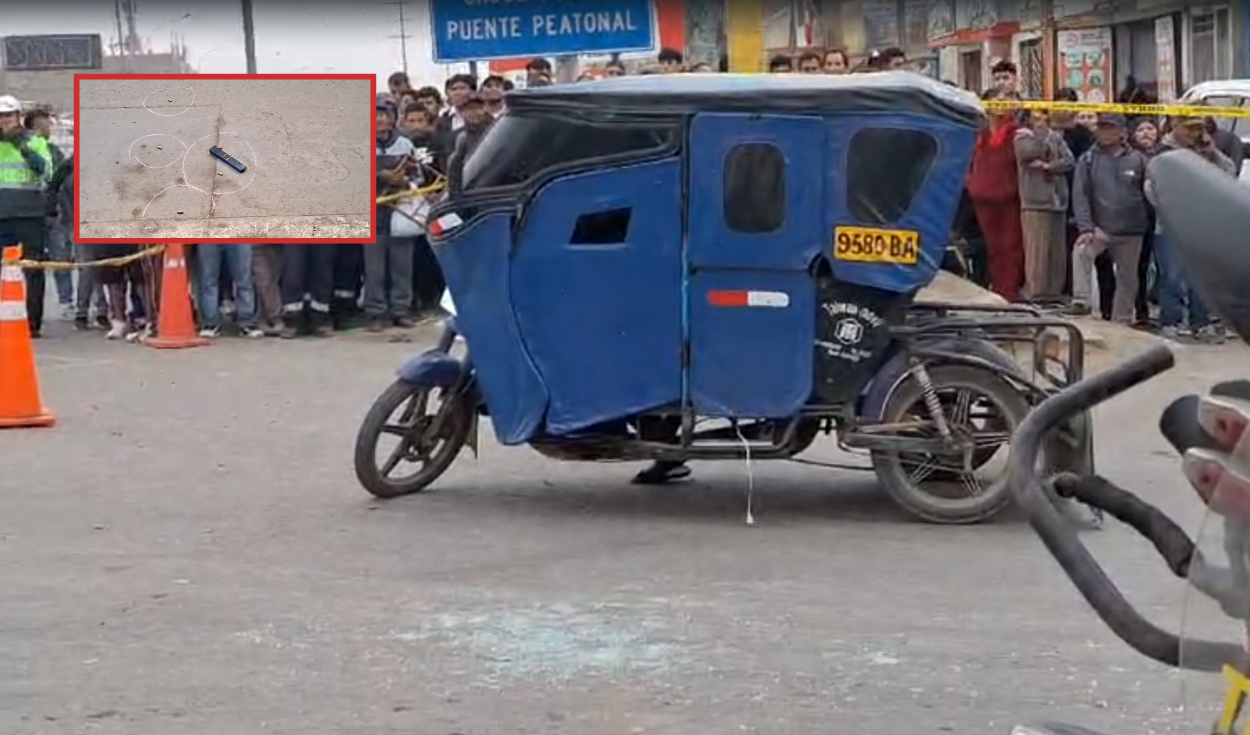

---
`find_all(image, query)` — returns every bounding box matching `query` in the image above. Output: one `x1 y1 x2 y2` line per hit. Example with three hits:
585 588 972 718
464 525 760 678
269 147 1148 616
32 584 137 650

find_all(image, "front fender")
397 350 465 388
858 338 1025 422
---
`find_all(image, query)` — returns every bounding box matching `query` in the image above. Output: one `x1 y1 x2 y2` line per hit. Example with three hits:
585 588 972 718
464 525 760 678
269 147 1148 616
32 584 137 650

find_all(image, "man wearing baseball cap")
0 94 55 338
1143 115 1237 343
1069 112 1151 324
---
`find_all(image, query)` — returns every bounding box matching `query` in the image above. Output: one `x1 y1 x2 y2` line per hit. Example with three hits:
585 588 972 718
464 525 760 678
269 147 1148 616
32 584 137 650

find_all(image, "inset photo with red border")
74 74 376 243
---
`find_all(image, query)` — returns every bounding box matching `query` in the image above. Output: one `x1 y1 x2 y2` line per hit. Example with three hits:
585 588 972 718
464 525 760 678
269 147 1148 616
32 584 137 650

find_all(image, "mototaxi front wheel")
353 379 473 499
870 364 1031 524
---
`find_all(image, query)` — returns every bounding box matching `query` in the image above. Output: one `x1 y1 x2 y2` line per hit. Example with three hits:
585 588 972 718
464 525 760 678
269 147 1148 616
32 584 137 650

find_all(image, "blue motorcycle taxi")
354 73 1093 525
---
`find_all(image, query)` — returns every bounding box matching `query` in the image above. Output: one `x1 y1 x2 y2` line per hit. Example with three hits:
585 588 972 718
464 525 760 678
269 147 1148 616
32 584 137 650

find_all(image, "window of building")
845 128 938 225
723 143 786 234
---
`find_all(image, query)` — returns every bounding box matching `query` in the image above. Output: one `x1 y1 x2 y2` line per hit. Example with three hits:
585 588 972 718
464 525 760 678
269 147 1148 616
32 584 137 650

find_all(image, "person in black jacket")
27 110 75 316
1053 87 1114 313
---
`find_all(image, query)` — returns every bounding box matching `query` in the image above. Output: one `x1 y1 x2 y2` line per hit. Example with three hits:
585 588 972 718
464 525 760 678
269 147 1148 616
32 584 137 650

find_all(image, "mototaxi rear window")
460 113 676 192
845 128 939 225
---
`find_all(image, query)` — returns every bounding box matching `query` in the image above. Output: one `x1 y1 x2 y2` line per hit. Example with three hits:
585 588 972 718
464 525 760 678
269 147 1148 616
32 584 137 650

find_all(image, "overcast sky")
8 1 469 85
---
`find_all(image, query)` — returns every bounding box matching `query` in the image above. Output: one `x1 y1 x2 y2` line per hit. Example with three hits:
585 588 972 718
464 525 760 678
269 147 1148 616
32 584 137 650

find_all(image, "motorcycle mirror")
1149 150 1250 342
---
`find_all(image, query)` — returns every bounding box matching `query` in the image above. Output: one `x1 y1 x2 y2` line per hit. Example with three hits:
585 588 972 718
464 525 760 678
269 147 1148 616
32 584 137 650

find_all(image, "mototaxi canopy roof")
505 72 985 128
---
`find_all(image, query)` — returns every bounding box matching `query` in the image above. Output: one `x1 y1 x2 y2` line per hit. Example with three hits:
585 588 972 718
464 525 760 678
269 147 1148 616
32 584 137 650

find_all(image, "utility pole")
1040 0 1055 99
385 0 412 75
114 0 129 72
242 0 258 73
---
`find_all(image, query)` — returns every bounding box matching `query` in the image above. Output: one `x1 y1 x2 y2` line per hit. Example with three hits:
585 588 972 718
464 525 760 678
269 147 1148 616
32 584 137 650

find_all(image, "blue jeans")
1153 229 1210 329
196 243 257 328
46 220 74 305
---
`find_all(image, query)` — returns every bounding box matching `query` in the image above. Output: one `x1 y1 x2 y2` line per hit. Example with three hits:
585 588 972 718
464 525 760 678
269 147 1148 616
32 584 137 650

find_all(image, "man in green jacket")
0 94 54 337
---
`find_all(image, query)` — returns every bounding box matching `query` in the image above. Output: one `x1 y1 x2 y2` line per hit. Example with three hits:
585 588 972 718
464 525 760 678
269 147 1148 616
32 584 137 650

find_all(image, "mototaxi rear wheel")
353 379 473 499
870 364 1030 524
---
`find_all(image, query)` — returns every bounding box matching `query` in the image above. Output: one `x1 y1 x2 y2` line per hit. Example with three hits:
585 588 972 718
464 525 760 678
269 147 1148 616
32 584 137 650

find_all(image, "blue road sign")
430 0 656 63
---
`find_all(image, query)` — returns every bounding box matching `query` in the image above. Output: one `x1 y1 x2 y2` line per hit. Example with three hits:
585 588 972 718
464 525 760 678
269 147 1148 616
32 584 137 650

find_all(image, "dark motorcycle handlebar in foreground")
1007 150 1250 734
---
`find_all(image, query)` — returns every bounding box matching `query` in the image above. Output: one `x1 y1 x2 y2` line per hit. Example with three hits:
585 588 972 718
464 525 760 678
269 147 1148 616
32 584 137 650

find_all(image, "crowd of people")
0 46 1237 347
961 61 1243 344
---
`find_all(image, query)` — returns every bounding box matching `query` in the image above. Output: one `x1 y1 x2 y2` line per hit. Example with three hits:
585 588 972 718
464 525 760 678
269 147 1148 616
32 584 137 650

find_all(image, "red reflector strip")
707 290 748 307
707 290 790 308
429 213 463 237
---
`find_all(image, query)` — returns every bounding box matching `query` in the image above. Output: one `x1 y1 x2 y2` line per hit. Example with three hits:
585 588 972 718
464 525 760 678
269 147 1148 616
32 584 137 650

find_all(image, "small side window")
846 128 938 225
723 143 786 234
570 207 632 245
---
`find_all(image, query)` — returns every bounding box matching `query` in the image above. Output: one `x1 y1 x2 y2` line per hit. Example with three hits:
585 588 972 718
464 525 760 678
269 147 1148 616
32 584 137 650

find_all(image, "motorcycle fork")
421 366 478 457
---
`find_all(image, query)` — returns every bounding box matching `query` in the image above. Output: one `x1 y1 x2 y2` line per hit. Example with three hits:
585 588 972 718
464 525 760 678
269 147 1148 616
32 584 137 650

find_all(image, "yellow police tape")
8 244 165 272
376 177 447 206
983 99 1250 120
14 176 445 272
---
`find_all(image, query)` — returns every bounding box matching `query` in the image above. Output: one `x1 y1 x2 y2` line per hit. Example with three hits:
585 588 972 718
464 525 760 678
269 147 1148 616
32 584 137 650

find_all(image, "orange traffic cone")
0 245 55 429
146 242 209 350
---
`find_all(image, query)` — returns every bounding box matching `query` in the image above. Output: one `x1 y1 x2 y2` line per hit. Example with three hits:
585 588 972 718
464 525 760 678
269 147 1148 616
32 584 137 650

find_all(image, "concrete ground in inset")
4 314 1247 734
76 78 372 240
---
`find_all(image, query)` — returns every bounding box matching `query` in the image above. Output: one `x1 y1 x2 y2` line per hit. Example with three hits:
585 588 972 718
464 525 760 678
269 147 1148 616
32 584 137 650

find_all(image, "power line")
383 0 411 75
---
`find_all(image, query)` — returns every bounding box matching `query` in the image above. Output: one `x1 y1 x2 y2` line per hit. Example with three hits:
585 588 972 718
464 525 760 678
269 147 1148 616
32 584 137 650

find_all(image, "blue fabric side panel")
689 270 815 418
687 113 828 271
511 159 684 435
432 212 548 445
825 113 978 293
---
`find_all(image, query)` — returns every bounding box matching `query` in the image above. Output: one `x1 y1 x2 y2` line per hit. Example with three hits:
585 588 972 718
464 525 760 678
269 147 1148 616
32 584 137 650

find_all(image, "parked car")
1178 79 1250 182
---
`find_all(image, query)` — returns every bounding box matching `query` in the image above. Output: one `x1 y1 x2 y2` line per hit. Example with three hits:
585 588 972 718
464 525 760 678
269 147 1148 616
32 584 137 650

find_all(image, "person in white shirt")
480 74 510 118
436 74 476 137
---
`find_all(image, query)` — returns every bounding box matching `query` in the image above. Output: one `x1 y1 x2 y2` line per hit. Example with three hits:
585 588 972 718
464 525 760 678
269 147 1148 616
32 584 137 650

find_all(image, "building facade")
928 0 1245 99
706 0 1247 98
0 49 193 113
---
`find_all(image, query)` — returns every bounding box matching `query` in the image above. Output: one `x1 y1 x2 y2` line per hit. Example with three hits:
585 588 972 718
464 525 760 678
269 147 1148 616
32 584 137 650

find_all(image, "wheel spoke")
971 431 1013 449
905 455 944 485
958 471 982 498
379 439 414 478
381 423 412 437
948 388 975 426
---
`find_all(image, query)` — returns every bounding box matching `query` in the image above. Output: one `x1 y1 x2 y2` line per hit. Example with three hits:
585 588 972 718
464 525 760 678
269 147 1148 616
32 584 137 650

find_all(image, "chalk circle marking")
142 86 196 117
129 134 188 169
184 132 259 197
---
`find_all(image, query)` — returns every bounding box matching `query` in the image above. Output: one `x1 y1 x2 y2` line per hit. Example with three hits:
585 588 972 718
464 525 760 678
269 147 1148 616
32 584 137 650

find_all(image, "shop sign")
1057 27 1113 103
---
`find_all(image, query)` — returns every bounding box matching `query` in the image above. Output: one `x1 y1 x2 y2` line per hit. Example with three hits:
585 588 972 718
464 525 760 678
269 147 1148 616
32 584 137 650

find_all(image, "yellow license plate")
834 226 921 265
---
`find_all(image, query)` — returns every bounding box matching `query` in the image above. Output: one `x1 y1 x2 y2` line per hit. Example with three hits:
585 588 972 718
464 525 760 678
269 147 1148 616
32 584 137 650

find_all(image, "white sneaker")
239 326 266 339
60 304 76 320
125 323 153 343
106 319 128 340
198 326 221 339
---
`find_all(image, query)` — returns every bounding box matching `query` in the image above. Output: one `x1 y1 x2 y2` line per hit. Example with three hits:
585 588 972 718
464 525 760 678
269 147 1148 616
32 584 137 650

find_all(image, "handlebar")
1051 474 1195 577
1009 343 1245 672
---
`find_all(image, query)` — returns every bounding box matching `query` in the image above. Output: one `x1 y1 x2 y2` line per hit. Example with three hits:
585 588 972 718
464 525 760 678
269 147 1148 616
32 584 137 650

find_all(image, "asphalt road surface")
75 78 372 240
3 321 1245 735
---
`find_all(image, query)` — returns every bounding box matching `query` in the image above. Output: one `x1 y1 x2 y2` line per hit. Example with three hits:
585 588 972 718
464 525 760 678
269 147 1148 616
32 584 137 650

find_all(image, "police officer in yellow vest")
0 94 54 337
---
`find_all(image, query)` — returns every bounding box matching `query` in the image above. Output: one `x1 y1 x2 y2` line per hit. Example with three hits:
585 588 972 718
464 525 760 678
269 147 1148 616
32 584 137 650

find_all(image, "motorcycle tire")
870 364 1031 524
353 379 473 499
